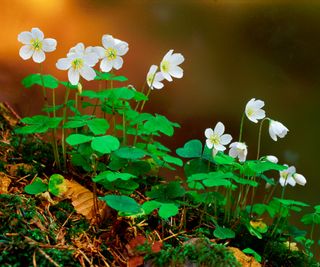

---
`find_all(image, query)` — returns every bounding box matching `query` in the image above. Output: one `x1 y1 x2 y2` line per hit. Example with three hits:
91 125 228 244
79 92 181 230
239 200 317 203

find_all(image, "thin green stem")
39 64 60 169
61 87 70 169
256 118 267 160
140 88 151 112
238 112 245 142
122 103 126 145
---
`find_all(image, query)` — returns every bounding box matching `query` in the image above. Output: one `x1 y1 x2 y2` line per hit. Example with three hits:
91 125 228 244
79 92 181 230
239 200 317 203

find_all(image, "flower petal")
214 144 226 151
206 139 213 149
42 38 57 52
220 134 232 145
68 68 80 85
171 53 185 65
115 41 129 56
56 58 71 70
162 49 173 61
161 71 173 82
93 46 105 59
84 53 99 67
18 31 33 44
31 28 44 40
100 58 113 72
229 147 238 158
214 122 225 136
32 50 45 63
19 45 33 60
79 65 96 81
170 66 183 79
113 57 123 70
102 35 115 48
204 128 213 139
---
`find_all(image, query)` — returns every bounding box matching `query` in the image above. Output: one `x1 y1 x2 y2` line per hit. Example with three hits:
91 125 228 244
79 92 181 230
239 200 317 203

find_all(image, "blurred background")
1 1 319 213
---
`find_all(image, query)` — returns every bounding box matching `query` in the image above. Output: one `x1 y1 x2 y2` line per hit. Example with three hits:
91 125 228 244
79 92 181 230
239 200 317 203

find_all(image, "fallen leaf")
0 172 11 193
228 247 261 267
128 256 144 267
5 163 33 176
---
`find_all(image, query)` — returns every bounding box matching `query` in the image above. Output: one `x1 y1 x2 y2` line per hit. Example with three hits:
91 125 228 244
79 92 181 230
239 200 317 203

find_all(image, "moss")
145 238 241 267
0 194 79 266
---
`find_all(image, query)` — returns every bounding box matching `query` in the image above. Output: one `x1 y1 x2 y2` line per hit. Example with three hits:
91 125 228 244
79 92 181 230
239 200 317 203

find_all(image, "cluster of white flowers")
245 98 289 141
205 98 306 187
205 121 247 162
146 49 184 90
18 28 185 88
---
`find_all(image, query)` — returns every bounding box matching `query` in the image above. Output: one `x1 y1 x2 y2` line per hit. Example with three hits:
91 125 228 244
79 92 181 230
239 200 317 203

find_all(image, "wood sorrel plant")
17 28 319 263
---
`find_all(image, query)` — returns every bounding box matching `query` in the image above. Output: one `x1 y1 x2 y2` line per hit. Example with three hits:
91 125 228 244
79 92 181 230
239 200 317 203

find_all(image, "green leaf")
66 134 93 146
301 213 320 225
163 155 183 166
60 81 78 89
184 158 215 177
100 195 141 214
114 147 146 160
244 161 286 175
158 203 179 219
214 153 236 165
243 248 262 263
144 114 179 136
22 74 59 89
48 174 66 197
87 118 109 135
94 70 128 82
91 135 120 154
63 120 87 129
142 200 162 215
147 181 185 201
24 178 48 195
93 171 136 183
176 139 203 158
213 226 235 239
274 198 309 207
250 204 268 216
314 205 320 213
16 116 62 134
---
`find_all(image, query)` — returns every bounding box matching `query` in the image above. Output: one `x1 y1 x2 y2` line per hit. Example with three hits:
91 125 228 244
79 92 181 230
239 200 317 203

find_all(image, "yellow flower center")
71 58 84 70
247 108 254 117
209 134 220 145
31 38 43 51
161 60 170 73
105 48 117 61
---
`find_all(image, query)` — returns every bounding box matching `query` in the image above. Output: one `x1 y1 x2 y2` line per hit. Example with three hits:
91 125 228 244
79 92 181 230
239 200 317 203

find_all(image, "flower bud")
266 155 278 164
293 173 307 186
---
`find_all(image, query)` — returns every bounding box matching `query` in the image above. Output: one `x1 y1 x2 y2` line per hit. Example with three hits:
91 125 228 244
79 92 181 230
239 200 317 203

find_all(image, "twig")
36 248 61 267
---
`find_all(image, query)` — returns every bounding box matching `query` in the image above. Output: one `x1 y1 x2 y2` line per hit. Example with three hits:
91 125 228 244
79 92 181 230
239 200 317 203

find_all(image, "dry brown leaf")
0 172 11 193
228 247 261 267
61 180 111 222
5 163 33 176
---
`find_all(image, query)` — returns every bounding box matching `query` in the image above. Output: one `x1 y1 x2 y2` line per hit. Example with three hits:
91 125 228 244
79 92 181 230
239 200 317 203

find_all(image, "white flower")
18 27 57 63
229 142 248 162
293 173 307 186
95 35 128 72
279 165 296 187
269 120 289 141
245 98 266 123
146 65 164 89
265 155 279 164
160 49 184 82
56 43 99 85
205 122 232 154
